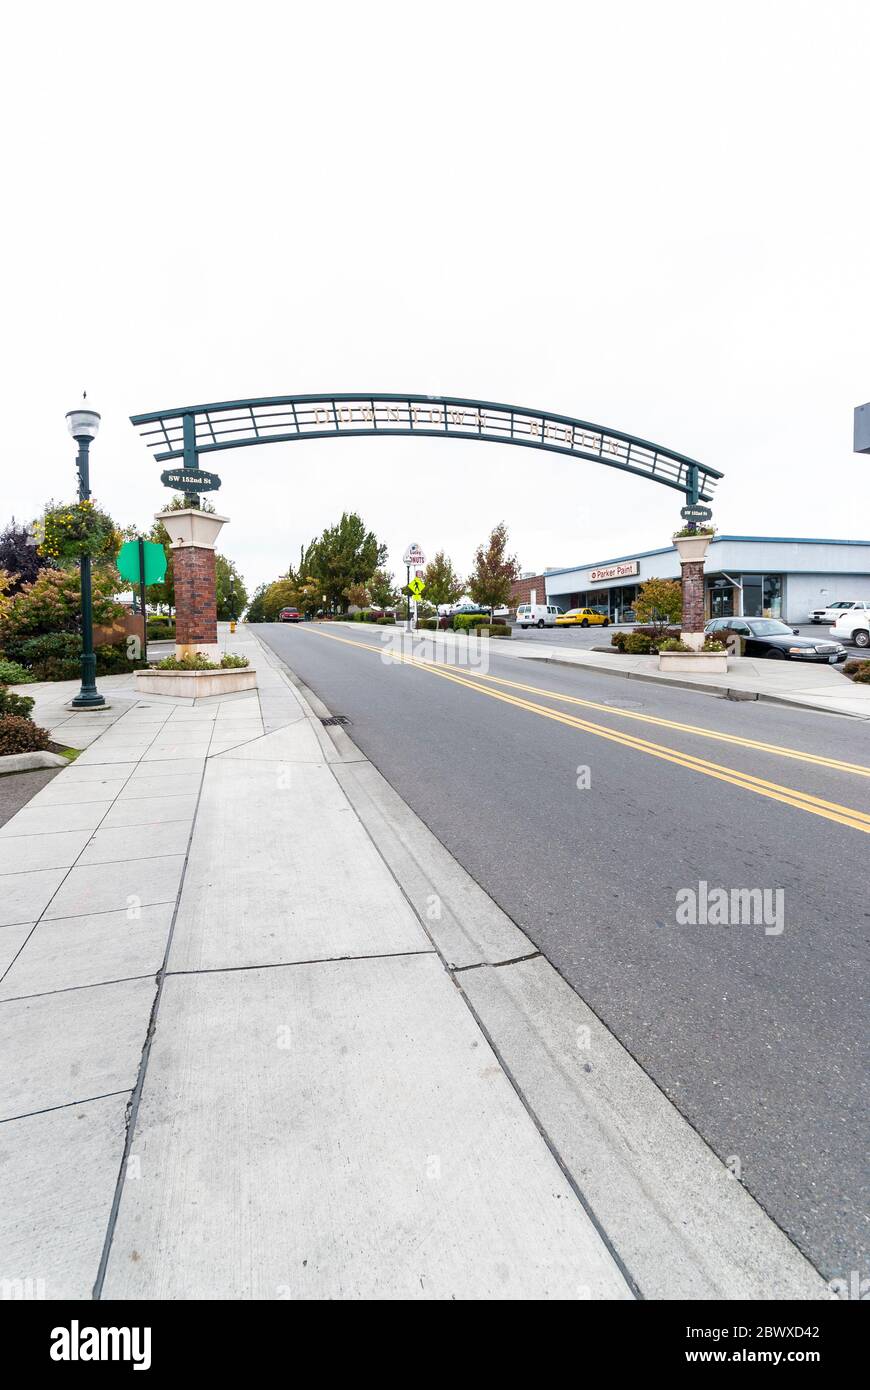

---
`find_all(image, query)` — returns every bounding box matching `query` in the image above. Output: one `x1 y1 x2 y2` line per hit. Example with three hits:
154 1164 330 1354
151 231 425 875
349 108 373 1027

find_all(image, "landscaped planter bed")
134 668 257 698
657 650 729 674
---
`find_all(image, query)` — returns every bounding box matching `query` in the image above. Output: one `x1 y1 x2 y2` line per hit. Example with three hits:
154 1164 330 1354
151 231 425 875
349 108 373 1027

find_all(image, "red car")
279 607 302 623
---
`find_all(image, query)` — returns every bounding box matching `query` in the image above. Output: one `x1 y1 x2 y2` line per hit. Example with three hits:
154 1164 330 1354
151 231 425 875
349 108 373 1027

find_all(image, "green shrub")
0 713 50 755
657 638 691 653
0 658 35 684
146 617 175 640
417 618 437 631
376 617 392 625
453 613 489 632
96 645 147 675
11 633 147 681
15 632 81 680
153 653 250 671
488 625 511 638
703 639 726 652
845 660 870 684
610 632 628 651
0 685 35 718
624 633 653 654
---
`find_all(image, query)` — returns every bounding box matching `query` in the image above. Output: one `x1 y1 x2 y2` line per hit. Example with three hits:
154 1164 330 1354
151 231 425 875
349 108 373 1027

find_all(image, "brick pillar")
174 546 217 651
681 559 706 649
155 507 228 662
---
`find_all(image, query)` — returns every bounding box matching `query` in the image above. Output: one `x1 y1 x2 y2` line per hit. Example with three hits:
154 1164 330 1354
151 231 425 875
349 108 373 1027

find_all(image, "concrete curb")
0 750 68 775
250 628 832 1300
532 654 870 718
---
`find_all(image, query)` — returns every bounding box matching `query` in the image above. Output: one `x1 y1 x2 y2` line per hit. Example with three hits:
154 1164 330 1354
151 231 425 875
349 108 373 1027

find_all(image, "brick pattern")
681 559 706 633
509 574 547 607
174 546 218 646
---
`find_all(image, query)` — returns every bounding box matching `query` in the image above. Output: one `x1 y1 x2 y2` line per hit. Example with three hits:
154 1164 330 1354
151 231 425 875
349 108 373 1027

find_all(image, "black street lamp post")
66 403 106 709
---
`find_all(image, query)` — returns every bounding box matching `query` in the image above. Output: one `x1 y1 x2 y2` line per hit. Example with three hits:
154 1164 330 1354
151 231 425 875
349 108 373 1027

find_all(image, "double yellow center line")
301 627 870 835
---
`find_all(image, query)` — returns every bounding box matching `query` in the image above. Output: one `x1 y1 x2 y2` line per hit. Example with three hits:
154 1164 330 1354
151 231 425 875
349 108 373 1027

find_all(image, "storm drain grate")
321 715 351 727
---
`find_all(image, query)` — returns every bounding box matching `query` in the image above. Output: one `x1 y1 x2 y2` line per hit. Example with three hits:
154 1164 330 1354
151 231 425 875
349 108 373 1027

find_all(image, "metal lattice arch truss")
130 393 723 504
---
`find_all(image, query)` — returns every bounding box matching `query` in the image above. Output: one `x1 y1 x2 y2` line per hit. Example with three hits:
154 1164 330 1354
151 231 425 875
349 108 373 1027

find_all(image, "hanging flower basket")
35 500 118 565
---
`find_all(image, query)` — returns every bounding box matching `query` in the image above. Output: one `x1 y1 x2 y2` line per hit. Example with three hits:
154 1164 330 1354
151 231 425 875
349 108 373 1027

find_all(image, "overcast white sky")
2 1 868 595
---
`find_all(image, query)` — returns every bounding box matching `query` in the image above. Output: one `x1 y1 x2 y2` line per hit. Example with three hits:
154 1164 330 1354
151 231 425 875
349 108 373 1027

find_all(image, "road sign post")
137 537 148 664
402 544 426 631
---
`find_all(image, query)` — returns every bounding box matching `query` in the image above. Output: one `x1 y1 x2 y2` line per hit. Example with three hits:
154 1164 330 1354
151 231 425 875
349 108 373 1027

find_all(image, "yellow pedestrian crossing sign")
408 576 426 599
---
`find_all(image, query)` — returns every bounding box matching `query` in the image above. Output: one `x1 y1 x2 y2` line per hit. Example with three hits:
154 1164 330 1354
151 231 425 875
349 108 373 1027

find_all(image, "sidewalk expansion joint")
164 948 436 977
0 1089 131 1126
0 972 160 1005
91 740 213 1301
452 951 542 974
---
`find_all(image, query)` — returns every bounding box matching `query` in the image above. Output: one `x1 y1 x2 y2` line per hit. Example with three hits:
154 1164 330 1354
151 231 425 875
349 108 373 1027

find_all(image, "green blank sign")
116 539 167 586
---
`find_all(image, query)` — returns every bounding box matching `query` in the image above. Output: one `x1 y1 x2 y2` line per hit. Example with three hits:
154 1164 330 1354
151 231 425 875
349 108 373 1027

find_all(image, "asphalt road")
255 622 868 1284
0 767 62 829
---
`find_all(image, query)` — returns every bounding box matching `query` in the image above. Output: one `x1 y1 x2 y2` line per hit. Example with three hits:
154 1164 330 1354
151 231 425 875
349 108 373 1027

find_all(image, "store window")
742 575 763 617
763 575 783 618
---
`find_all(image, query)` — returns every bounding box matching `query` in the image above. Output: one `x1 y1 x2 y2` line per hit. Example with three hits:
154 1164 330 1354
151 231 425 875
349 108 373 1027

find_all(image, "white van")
516 602 562 629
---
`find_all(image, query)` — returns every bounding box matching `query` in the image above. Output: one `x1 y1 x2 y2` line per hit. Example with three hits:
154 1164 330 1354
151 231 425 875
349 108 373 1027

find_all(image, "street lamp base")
69 691 108 710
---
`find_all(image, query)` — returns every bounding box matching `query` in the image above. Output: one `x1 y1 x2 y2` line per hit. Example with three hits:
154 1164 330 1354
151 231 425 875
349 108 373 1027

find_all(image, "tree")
367 567 399 610
261 578 299 622
215 555 248 620
0 519 50 594
634 577 682 635
467 522 520 616
246 583 269 623
0 567 124 646
146 519 175 612
308 512 387 612
344 581 371 610
423 551 464 611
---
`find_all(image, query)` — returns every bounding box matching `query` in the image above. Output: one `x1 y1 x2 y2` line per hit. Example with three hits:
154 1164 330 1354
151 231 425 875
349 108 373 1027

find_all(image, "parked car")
830 601 870 648
705 617 847 662
555 606 610 628
279 607 302 622
492 605 510 620
809 600 865 624
516 602 562 629
450 603 489 618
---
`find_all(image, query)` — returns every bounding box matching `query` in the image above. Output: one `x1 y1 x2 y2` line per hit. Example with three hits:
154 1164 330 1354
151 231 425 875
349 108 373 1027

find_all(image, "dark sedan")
705 617 847 662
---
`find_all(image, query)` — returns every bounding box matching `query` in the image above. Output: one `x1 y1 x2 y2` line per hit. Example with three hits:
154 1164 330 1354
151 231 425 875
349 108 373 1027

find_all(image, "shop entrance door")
709 584 735 619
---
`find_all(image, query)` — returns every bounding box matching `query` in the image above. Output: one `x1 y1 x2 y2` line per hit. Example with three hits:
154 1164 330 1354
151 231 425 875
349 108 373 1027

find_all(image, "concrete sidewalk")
0 630 627 1299
374 624 870 719
0 627 830 1299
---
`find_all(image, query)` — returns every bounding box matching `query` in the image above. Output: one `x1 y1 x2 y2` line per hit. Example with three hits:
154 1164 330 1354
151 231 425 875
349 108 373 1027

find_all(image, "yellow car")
555 607 611 628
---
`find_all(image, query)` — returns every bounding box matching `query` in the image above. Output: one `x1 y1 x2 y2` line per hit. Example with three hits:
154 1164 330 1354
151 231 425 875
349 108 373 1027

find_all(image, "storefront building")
544 537 870 625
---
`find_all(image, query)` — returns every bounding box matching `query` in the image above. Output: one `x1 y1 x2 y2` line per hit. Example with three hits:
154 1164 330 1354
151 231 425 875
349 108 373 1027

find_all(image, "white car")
516 602 562 629
830 601 870 649
810 600 864 623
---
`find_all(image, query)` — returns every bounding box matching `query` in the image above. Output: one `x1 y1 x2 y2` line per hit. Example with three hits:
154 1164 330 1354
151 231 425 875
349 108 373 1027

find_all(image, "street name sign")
680 504 713 523
116 539 167 586
160 466 222 492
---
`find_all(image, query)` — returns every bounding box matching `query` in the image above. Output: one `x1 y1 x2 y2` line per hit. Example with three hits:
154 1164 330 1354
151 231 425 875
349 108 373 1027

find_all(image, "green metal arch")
130 392 723 503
